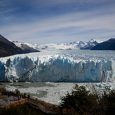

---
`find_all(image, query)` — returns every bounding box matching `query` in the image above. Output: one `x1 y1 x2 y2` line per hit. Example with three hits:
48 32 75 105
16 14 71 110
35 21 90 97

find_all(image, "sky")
0 0 115 44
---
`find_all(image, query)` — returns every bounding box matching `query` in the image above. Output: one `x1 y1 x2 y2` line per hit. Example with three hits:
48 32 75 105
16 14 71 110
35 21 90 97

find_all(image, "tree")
15 89 21 99
100 90 115 114
60 85 98 114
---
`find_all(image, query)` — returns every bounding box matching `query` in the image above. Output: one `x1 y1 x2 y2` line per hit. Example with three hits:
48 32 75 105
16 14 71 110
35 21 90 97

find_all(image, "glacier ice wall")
0 54 115 82
0 61 5 81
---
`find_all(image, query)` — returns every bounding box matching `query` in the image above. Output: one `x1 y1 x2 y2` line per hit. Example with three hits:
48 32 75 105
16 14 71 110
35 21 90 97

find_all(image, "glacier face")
0 61 5 81
0 51 115 82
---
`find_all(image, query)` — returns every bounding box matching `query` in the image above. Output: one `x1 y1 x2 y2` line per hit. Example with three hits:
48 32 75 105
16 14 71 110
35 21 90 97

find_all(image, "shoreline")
0 88 61 114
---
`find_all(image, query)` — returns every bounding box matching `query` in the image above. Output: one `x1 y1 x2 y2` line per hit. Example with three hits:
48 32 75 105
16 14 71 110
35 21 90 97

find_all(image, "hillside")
0 35 23 57
91 38 115 50
0 35 39 57
13 41 39 53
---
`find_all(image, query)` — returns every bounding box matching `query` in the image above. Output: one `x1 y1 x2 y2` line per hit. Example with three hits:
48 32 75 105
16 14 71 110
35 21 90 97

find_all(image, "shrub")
99 90 115 114
60 85 98 114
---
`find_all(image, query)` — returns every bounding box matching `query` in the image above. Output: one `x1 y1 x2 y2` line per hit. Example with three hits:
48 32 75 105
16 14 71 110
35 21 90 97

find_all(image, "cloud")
31 0 115 5
0 0 115 43
1 9 115 43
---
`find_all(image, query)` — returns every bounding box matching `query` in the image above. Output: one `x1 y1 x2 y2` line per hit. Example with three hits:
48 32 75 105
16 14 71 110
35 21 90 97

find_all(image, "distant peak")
89 39 96 42
109 38 115 41
0 34 5 38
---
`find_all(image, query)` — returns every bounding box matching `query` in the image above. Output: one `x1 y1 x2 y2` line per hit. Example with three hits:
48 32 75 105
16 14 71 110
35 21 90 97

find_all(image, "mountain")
0 34 23 57
13 41 39 53
80 39 98 49
91 38 115 50
62 39 98 50
34 39 98 50
0 35 39 57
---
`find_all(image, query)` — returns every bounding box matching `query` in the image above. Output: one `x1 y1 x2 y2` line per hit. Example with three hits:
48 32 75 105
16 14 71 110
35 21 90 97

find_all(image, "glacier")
0 51 115 82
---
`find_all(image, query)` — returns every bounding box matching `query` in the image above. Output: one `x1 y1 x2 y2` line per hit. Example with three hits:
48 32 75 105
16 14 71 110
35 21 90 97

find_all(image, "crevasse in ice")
0 53 115 82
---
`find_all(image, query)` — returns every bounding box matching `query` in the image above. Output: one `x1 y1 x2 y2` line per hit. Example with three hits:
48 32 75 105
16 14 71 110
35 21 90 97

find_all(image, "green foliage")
1 85 115 115
0 87 6 93
60 84 115 115
15 89 20 95
99 90 115 114
60 85 98 113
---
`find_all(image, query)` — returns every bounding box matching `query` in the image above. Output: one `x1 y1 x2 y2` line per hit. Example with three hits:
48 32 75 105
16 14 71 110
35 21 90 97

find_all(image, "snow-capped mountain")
53 39 98 50
0 34 40 58
13 39 98 51
68 39 98 49
39 39 98 50
80 39 98 49
12 41 40 53
91 38 115 50
0 34 24 57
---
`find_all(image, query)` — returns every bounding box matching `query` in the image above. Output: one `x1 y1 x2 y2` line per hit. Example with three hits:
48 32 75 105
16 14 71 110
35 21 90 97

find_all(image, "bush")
0 87 6 93
0 103 48 115
60 85 98 114
60 84 115 115
99 90 115 114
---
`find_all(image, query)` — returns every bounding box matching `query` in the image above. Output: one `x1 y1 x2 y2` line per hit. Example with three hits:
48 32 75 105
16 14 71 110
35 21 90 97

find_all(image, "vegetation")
1 86 115 115
99 90 115 115
60 85 115 115
0 103 51 115
0 87 6 93
0 87 56 115
0 87 30 99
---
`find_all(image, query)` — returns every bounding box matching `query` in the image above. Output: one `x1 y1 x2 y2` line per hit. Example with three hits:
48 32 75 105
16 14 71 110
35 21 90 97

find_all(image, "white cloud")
0 2 115 43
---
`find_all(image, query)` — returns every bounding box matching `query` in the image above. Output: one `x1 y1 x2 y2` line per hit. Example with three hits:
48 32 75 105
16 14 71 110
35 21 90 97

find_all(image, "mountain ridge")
19 39 98 50
91 38 115 50
0 34 39 57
